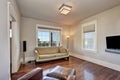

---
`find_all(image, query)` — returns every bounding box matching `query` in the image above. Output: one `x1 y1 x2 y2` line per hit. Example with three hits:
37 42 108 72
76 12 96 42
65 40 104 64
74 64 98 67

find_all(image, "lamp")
59 4 72 15
66 35 70 39
66 35 70 49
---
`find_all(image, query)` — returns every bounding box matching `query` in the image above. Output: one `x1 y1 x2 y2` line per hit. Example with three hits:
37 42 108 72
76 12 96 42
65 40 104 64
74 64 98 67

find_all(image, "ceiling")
16 0 120 26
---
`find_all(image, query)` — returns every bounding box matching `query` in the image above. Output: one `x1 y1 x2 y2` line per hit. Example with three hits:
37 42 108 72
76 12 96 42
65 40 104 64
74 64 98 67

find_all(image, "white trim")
20 57 35 64
7 1 11 80
70 53 120 71
26 57 35 63
36 26 38 47
8 1 21 73
81 20 97 52
36 24 62 30
36 24 62 47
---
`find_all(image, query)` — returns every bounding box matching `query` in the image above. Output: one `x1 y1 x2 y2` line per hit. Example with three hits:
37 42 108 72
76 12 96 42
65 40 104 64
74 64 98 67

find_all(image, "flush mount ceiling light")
59 4 72 15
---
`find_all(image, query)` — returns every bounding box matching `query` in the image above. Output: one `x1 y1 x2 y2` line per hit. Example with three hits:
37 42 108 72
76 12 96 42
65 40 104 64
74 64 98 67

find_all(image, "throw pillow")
59 47 66 53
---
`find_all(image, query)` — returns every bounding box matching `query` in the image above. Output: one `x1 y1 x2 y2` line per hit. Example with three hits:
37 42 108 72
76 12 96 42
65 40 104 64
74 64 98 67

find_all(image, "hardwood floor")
18 56 120 80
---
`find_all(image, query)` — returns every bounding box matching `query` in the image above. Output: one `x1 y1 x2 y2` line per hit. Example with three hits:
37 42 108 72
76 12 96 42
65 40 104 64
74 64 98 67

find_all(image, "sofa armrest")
35 50 39 55
18 67 43 80
66 49 69 54
35 50 40 60
64 48 69 55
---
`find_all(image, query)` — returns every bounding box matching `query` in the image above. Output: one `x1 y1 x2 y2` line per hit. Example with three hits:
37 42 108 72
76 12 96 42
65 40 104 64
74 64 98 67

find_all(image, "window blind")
83 24 95 33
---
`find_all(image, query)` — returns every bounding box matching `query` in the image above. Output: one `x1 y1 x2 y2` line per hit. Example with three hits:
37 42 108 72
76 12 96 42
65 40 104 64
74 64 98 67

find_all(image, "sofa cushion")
35 47 59 54
59 47 67 53
55 53 68 57
39 54 56 59
38 53 68 60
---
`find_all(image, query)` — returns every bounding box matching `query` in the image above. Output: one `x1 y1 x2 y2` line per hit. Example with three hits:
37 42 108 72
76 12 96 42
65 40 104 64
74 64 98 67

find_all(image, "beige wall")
0 0 10 80
20 17 70 62
70 5 120 68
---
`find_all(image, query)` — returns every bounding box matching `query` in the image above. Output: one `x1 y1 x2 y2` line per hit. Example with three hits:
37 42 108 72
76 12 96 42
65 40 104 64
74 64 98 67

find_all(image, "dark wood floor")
18 56 120 80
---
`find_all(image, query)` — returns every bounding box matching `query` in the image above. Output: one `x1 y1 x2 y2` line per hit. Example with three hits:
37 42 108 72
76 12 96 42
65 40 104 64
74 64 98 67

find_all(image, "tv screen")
106 35 120 49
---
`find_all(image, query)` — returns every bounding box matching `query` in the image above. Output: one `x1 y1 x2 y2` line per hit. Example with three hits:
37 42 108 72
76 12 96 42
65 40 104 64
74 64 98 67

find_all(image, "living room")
1 0 120 80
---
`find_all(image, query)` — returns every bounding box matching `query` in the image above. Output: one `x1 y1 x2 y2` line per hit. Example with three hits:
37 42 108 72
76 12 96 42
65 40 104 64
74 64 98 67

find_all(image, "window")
82 21 97 51
38 31 50 47
37 26 61 47
51 32 61 46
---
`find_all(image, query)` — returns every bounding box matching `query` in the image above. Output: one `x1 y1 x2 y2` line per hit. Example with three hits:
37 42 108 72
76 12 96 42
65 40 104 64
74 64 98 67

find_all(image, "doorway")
10 21 12 75
9 16 16 75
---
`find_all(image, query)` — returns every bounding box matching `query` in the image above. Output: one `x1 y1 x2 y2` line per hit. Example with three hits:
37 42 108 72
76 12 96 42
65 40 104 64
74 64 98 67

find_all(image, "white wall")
9 0 21 73
70 5 120 71
20 17 70 62
0 0 10 80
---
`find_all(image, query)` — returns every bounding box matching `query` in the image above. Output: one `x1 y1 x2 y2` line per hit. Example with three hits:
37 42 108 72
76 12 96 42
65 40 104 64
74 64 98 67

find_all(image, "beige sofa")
35 47 69 62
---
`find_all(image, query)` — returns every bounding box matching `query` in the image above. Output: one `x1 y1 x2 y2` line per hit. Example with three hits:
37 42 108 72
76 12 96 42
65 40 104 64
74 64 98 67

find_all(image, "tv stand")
105 49 120 54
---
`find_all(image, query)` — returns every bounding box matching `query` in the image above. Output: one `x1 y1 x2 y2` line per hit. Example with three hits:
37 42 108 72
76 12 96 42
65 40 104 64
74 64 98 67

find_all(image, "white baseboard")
20 57 35 64
12 60 22 73
17 60 21 71
70 53 120 71
12 57 33 73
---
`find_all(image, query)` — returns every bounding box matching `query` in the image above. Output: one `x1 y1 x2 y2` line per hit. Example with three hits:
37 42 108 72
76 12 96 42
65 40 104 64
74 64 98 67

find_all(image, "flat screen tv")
106 35 120 50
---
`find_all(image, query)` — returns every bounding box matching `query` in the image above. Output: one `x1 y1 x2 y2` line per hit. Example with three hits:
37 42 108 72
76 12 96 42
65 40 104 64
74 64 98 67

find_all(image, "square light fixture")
59 4 72 15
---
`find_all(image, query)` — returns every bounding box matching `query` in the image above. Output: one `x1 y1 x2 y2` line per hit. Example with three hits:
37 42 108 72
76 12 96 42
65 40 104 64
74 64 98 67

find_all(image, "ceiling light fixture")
59 4 72 15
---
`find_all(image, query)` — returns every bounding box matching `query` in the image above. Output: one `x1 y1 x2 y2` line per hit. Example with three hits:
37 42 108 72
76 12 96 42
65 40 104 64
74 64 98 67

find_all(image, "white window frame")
81 20 97 52
36 24 62 47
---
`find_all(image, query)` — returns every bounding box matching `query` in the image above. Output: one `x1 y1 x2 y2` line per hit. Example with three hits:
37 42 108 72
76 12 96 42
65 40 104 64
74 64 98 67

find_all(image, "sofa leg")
35 61 42 64
65 57 69 60
35 61 39 64
35 62 37 65
67 57 69 60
